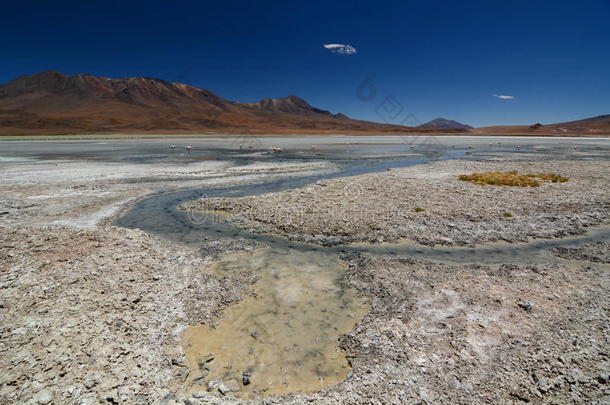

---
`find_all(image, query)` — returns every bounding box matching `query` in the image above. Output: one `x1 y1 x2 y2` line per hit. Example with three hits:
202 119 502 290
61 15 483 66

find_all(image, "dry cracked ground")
1 155 609 404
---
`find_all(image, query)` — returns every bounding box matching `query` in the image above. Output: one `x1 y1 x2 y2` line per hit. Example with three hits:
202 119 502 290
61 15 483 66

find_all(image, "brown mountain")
418 118 473 130
476 114 610 135
0 71 454 135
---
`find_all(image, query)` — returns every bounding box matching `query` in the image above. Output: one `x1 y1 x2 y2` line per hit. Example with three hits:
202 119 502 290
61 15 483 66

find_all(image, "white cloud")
323 43 357 55
493 94 515 100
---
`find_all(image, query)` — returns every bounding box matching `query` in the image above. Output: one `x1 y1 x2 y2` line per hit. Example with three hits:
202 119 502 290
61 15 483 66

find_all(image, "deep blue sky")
1 0 609 126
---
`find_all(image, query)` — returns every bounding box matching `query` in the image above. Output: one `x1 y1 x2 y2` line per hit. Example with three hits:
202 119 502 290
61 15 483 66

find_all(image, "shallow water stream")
111 138 610 398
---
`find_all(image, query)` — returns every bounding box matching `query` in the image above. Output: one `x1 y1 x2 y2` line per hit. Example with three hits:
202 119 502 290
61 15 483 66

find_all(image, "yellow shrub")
458 171 568 187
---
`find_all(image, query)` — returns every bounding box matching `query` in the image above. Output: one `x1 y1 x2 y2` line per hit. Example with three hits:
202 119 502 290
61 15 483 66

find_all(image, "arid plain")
1 135 609 404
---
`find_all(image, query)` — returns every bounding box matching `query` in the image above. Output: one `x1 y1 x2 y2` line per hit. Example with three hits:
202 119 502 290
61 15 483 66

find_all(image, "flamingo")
272 147 284 153
169 145 176 152
185 145 192 154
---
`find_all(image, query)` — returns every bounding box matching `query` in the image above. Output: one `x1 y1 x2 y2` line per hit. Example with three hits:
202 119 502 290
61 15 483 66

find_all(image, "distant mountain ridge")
476 114 610 135
0 71 458 135
419 118 473 129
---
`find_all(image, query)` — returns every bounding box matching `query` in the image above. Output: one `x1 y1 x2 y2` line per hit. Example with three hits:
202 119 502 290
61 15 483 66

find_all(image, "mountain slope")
0 71 457 135
418 118 473 129
476 114 610 135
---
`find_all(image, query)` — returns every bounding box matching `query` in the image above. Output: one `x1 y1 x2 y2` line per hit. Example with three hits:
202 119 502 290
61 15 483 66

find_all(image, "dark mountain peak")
419 117 473 129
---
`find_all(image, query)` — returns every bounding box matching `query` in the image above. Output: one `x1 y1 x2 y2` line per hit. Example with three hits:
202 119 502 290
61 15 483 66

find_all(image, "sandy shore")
185 159 610 246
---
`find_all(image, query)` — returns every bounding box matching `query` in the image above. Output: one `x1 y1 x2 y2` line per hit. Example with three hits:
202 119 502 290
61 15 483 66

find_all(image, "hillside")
476 114 610 135
0 71 460 135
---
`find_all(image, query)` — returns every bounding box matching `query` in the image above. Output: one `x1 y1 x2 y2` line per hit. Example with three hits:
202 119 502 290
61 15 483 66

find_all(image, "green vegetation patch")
458 171 569 187
414 207 426 212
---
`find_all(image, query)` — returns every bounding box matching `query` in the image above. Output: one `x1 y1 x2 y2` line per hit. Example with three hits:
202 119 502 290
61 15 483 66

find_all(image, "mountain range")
0 71 607 136
0 71 463 135
477 114 610 135
418 118 473 129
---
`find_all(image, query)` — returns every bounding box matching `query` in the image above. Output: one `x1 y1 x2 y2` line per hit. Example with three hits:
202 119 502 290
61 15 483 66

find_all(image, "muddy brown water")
109 139 610 398
183 247 368 398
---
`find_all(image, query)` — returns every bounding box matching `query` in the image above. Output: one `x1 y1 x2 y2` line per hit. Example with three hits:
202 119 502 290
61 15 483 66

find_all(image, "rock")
84 379 96 389
538 376 563 393
174 368 189 383
193 372 208 382
207 380 222 391
518 300 534 312
218 379 240 395
78 394 98 405
242 371 251 385
160 393 179 405
565 368 586 384
192 391 212 399
171 358 186 367
34 389 53 404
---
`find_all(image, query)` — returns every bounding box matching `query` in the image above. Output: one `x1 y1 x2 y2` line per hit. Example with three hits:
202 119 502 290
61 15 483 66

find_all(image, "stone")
518 300 534 312
174 368 189 383
242 371 251 385
171 358 185 367
537 376 563 393
34 389 53 404
218 379 240 395
192 391 212 399
565 368 585 384
193 372 208 382
207 380 222 391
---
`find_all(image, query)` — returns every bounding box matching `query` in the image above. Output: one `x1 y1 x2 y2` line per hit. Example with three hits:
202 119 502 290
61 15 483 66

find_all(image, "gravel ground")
185 159 610 246
335 255 610 405
2 151 609 404
146 256 610 405
0 155 332 404
0 225 259 404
